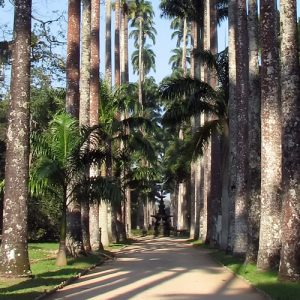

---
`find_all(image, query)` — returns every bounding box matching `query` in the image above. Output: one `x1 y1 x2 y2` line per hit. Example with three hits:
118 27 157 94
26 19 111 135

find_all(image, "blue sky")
1 0 300 85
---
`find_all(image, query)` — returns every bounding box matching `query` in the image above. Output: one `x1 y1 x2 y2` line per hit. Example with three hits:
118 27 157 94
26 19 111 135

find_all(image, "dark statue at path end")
151 190 172 237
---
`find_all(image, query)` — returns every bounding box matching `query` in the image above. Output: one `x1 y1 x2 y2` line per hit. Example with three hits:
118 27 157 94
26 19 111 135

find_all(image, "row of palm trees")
160 0 300 282
0 0 159 276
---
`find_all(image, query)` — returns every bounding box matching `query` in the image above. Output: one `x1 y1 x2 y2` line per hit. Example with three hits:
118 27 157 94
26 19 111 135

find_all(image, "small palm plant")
31 112 120 266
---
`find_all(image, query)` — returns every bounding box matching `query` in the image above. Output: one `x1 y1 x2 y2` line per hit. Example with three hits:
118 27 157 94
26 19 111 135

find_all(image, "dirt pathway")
47 237 267 300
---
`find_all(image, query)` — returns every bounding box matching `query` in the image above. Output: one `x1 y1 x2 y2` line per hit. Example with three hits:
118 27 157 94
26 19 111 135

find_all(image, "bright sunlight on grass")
0 243 105 300
211 251 300 300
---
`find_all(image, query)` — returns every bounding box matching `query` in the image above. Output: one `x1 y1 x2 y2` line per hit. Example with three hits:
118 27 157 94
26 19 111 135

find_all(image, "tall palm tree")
66 0 80 118
65 0 84 257
246 0 260 263
89 0 101 252
278 0 300 282
0 0 32 278
129 0 155 107
257 0 282 271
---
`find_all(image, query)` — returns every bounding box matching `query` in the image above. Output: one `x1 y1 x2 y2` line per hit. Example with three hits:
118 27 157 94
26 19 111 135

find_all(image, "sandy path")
47 237 266 300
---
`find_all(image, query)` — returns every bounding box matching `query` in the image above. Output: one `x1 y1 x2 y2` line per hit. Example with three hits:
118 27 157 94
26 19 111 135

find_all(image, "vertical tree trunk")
0 0 32 277
257 0 282 270
89 0 101 252
124 4 129 83
138 16 143 107
246 0 261 263
65 0 84 257
105 0 112 87
66 0 81 119
99 201 110 247
278 0 300 282
80 0 92 253
227 0 237 253
206 0 222 247
56 191 68 266
233 0 249 255
114 0 120 87
120 1 125 84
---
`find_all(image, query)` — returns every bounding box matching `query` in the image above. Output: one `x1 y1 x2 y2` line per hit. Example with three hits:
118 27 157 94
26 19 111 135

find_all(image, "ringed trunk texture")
257 0 282 271
105 0 112 87
66 0 81 118
0 0 32 277
246 0 261 263
278 0 300 282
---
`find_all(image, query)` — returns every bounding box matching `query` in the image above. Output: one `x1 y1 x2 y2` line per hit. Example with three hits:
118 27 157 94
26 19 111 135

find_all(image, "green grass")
211 251 300 300
0 243 104 300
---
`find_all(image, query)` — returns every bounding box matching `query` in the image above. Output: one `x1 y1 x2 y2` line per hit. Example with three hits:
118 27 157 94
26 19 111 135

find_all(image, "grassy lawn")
0 243 105 300
211 250 300 300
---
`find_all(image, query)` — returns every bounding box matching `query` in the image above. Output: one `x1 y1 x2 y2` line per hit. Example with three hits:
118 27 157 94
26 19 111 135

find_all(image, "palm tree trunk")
56 190 68 266
257 0 282 270
105 0 112 87
99 201 110 247
227 0 237 253
89 0 101 252
115 0 121 87
66 0 80 118
246 0 261 263
138 16 143 107
80 0 92 253
278 0 300 282
0 0 32 277
206 0 222 247
65 0 84 257
124 3 129 83
181 17 188 76
120 1 125 84
233 0 249 256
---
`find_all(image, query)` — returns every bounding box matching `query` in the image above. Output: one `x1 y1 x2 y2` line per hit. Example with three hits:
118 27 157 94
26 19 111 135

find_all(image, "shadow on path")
47 237 266 300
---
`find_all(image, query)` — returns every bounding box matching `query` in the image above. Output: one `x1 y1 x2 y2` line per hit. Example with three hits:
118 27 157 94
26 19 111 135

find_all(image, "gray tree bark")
257 0 282 271
114 0 120 87
227 0 237 253
80 0 92 253
278 0 300 282
233 0 249 255
246 0 261 263
105 0 112 87
89 0 101 252
0 0 32 277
